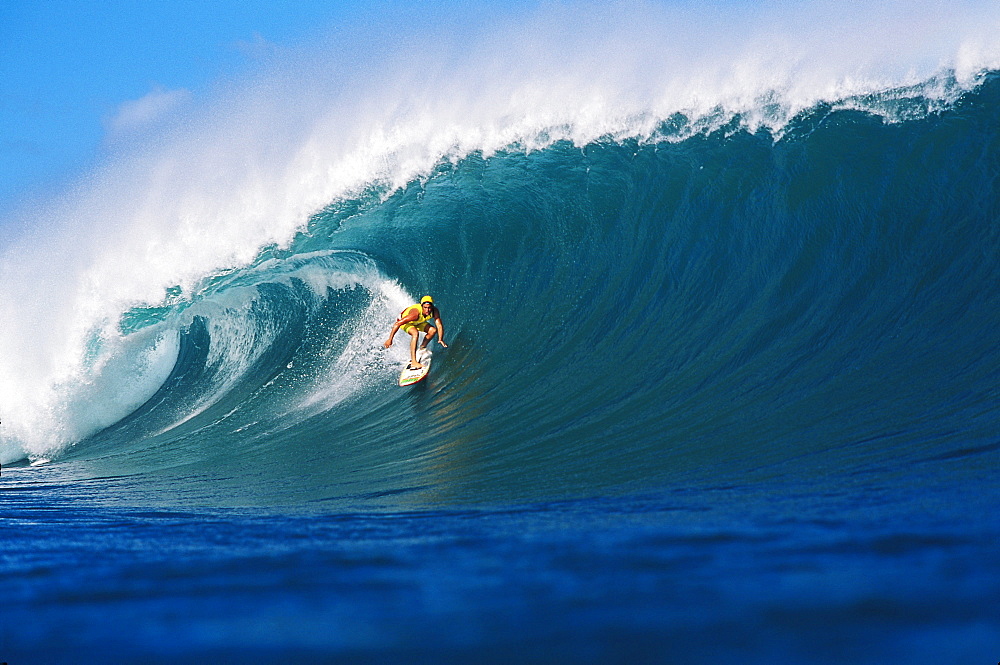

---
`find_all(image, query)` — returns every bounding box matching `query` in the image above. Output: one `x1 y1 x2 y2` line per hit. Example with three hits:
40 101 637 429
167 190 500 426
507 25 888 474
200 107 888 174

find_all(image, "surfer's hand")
383 339 392 348
439 341 448 348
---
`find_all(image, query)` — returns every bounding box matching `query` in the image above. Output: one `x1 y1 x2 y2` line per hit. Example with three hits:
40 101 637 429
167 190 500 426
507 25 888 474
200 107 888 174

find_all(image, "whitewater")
2 1 1000 662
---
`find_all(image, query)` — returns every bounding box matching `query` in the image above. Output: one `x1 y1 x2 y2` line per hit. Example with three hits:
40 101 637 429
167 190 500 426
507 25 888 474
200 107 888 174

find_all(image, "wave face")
4 74 1000 509
1 2 1000 510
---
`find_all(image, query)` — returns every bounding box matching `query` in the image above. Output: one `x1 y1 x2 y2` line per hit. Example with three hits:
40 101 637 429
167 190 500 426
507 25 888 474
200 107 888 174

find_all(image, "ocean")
2 3 1000 662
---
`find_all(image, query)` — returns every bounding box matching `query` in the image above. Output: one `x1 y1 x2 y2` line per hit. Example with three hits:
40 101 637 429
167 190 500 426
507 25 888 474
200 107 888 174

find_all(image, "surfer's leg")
406 328 422 369
420 326 438 349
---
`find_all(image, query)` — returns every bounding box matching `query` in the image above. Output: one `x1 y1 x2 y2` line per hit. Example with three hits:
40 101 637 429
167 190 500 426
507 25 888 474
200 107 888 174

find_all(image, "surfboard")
398 348 432 387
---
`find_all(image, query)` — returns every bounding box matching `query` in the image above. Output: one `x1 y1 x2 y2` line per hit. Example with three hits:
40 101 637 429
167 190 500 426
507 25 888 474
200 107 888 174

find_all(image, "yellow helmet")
420 295 434 304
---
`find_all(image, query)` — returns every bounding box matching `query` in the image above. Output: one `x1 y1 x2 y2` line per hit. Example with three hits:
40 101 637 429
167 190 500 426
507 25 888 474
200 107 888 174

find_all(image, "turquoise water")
1 44 999 665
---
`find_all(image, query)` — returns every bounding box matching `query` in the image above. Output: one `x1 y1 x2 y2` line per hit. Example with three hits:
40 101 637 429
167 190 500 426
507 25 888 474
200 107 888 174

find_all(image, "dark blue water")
3 476 998 663
2 73 1000 663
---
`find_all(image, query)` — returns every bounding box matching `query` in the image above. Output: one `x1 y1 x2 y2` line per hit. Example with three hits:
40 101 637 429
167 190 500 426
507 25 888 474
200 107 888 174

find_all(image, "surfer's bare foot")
408 361 423 370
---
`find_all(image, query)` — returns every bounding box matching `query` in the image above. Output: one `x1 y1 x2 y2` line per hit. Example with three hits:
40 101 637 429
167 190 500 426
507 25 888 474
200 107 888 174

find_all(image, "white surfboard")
398 348 432 387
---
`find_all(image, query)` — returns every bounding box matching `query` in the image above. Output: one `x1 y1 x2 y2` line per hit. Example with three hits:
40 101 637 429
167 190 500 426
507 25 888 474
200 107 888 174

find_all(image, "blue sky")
0 1 368 214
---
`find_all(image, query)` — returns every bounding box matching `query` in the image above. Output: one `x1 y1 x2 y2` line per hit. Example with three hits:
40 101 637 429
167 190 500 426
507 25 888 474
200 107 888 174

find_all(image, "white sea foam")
1 0 999 463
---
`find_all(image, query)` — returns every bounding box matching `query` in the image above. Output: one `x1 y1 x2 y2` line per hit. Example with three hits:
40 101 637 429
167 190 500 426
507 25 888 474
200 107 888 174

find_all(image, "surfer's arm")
435 317 447 347
383 319 404 347
384 312 419 347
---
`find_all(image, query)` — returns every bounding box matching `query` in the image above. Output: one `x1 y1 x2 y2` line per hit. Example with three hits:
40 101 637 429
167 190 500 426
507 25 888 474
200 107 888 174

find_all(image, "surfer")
383 295 447 370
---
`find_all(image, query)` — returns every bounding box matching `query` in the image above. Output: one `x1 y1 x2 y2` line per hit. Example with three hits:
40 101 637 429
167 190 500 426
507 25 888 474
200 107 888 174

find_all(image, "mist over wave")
1 0 999 503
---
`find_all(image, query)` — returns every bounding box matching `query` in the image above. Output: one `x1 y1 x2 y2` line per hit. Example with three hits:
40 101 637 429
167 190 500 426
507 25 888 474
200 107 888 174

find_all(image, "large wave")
1 1 999 508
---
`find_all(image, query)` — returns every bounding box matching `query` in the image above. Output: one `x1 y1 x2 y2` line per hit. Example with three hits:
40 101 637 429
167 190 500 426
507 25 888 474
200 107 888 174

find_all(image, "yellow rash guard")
399 304 432 333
